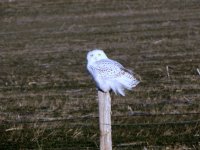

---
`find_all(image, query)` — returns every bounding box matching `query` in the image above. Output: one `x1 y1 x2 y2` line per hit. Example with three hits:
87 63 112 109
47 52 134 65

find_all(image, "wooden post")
98 91 112 150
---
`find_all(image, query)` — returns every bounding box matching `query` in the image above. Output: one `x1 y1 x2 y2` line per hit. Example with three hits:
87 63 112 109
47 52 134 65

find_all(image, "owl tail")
109 81 125 96
117 74 140 91
109 74 139 96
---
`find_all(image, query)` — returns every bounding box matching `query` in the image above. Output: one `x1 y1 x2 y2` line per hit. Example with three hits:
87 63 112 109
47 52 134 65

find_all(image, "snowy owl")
86 49 139 96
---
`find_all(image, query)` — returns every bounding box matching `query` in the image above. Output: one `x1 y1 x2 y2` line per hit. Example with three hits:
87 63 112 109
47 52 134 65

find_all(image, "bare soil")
0 0 200 149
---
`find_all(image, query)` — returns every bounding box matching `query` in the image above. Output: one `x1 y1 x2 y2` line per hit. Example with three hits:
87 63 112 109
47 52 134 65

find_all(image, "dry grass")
0 0 200 149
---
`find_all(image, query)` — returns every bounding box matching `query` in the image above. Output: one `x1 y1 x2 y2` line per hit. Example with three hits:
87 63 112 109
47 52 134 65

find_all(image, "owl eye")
90 54 94 57
98 53 101 56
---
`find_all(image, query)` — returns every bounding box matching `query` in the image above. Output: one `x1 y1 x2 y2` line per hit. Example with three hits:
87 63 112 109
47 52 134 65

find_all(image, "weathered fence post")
98 91 112 150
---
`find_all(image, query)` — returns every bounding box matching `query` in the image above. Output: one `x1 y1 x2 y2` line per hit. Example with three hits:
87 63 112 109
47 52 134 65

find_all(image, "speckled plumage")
87 49 139 96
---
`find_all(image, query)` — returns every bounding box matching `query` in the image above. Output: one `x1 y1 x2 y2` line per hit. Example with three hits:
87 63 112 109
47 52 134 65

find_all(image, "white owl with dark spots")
87 49 139 96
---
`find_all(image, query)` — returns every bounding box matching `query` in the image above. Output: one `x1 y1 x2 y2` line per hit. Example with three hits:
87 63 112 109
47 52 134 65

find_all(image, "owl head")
87 49 108 64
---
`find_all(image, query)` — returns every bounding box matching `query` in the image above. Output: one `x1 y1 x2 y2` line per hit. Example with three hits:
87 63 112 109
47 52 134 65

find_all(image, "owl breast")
88 65 111 92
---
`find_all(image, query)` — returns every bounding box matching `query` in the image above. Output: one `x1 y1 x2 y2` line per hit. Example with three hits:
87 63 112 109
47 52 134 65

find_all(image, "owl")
87 49 139 96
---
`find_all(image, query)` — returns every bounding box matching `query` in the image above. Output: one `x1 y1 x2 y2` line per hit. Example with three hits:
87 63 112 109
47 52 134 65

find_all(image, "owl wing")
87 59 139 95
88 59 130 80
